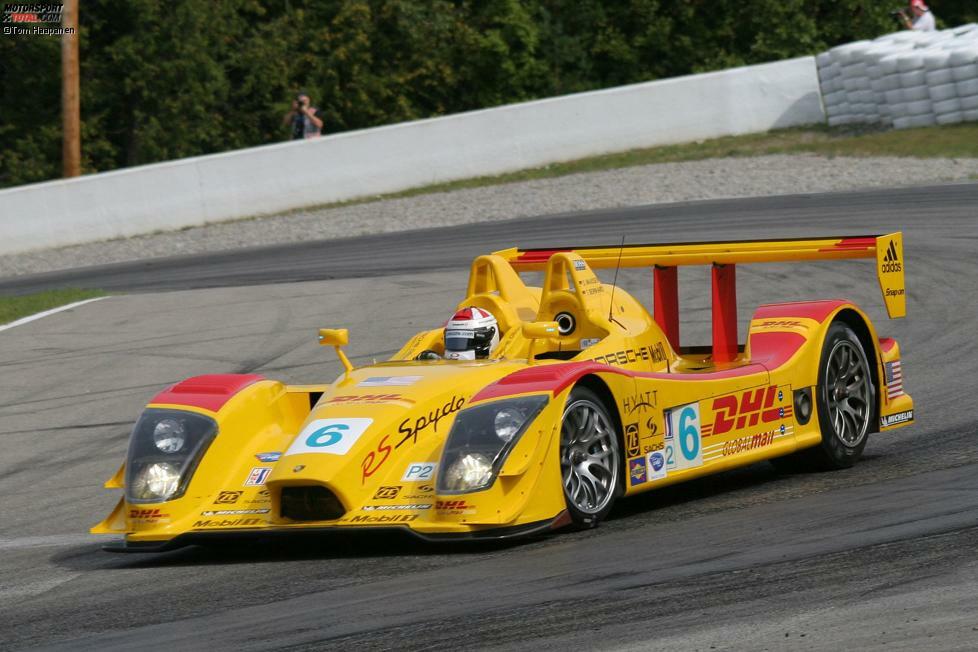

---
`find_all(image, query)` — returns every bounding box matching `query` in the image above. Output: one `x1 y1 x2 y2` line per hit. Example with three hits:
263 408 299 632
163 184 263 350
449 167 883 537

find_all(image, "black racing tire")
559 386 623 528
779 321 876 471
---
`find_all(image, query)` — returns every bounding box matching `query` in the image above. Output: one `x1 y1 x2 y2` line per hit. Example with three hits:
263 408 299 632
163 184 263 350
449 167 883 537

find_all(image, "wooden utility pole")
61 0 80 177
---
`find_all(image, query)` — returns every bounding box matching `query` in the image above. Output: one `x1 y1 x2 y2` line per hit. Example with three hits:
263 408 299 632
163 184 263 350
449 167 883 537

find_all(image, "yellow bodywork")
93 233 914 549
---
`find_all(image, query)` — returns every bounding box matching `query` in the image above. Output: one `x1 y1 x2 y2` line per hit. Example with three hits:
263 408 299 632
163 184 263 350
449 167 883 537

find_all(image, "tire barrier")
817 24 978 129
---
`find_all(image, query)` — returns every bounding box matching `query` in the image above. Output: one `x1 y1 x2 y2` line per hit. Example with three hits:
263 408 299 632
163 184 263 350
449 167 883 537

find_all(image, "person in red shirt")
898 0 937 31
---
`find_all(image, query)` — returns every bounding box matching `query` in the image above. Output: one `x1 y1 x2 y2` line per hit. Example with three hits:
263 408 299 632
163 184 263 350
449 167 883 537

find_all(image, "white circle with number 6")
666 403 702 470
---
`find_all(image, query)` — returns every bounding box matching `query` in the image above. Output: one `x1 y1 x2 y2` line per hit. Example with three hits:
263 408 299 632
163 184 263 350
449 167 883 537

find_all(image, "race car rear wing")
494 233 906 362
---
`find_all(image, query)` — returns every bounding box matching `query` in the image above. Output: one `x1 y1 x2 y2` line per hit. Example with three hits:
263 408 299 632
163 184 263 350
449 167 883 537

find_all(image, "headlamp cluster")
437 396 547 494
125 408 218 503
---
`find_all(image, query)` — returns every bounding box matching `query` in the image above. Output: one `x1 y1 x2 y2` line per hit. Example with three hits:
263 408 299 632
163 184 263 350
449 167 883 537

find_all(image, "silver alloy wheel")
560 399 619 515
823 339 872 447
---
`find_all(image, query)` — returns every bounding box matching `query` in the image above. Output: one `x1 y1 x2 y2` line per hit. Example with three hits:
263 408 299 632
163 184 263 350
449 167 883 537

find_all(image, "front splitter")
102 512 567 553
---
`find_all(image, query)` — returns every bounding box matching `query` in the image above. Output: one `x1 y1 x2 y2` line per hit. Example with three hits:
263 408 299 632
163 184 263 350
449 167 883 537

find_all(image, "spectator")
284 91 324 140
899 0 936 31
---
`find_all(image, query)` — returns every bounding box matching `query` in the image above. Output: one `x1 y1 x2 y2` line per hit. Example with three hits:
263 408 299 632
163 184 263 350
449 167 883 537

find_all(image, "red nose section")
150 374 265 412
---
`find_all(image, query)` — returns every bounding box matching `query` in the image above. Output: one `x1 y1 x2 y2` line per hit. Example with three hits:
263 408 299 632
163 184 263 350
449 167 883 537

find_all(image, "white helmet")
444 307 499 360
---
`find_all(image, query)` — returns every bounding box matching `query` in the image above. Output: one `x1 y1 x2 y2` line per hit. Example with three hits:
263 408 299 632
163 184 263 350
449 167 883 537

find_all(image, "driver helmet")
444 307 499 360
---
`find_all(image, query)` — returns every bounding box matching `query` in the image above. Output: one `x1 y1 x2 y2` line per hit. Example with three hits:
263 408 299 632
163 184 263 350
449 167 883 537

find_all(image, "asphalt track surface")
1 182 978 650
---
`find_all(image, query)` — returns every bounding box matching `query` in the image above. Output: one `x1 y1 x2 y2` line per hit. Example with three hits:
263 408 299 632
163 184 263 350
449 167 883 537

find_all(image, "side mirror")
318 328 353 375
318 328 349 347
522 321 559 364
522 321 559 340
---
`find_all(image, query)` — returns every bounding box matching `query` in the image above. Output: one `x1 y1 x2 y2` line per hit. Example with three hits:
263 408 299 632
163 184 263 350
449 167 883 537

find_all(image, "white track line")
0 296 106 332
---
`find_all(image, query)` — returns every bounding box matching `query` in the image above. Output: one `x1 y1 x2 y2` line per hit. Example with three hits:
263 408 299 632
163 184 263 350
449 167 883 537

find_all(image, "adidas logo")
884 240 898 262
882 240 902 273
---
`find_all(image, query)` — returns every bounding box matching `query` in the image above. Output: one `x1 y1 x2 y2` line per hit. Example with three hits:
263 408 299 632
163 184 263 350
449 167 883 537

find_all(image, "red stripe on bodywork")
151 374 264 412
819 237 876 252
471 362 628 403
515 249 571 263
879 337 897 354
748 332 807 370
631 364 769 382
752 300 847 323
472 359 773 404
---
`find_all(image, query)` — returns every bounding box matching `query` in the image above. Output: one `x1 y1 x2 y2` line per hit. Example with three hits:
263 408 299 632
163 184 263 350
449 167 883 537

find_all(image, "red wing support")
653 265 679 350
711 264 738 363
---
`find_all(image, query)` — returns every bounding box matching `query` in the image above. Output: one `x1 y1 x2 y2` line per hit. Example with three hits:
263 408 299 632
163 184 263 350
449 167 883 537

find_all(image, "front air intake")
280 486 345 521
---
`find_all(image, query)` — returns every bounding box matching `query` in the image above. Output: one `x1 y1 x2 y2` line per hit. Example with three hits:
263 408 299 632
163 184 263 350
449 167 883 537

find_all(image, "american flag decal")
885 361 904 399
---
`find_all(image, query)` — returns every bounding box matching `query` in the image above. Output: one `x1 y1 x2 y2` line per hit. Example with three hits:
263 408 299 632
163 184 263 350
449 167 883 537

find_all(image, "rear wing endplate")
494 233 906 319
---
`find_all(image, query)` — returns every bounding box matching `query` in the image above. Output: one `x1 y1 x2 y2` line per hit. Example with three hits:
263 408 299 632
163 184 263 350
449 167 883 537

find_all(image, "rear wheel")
559 387 622 528
776 321 875 471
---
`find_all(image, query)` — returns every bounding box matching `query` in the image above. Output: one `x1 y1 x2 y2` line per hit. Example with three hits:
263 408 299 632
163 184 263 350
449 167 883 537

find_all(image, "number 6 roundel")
666 402 702 470
678 406 700 461
286 418 373 456
307 424 348 447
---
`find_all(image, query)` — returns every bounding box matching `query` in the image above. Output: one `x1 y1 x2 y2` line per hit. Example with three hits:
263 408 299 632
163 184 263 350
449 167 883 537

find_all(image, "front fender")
450 366 633 527
93 375 318 543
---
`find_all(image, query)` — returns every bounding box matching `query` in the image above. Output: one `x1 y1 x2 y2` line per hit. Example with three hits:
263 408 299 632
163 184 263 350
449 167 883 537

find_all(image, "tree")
1 0 973 189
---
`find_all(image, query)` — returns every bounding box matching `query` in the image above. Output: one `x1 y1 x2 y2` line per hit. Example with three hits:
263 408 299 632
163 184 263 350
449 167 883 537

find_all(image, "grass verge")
0 289 105 326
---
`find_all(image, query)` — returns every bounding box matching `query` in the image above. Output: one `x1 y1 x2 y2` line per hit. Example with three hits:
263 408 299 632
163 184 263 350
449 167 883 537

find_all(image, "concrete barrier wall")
0 56 823 256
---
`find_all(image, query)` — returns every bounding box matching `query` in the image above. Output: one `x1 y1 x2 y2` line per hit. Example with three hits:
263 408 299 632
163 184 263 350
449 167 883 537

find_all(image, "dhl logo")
756 320 805 329
435 500 470 510
703 386 791 437
129 508 168 519
327 394 402 403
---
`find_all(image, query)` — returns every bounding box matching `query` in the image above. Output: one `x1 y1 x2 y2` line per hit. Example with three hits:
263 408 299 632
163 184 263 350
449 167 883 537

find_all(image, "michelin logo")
880 410 913 428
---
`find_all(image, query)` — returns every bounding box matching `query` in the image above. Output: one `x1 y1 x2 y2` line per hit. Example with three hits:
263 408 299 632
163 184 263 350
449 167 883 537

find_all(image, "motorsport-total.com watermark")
3 3 73 36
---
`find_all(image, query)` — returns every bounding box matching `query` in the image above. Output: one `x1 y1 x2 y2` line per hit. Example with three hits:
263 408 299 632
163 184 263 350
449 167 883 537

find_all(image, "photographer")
284 91 324 140
897 0 936 31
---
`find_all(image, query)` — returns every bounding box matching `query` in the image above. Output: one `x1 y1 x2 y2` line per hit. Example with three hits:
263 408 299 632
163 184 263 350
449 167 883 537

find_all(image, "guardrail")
817 24 978 129
0 57 823 257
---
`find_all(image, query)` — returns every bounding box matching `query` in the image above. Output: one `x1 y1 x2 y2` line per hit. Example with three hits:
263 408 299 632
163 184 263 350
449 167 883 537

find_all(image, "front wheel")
559 387 622 528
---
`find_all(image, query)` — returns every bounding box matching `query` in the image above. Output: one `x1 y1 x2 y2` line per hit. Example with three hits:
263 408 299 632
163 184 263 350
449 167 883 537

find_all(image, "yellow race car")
93 234 914 550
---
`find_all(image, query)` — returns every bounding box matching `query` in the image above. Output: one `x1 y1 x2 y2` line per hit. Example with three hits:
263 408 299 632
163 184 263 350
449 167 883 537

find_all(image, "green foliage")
1 0 975 189
0 34 62 184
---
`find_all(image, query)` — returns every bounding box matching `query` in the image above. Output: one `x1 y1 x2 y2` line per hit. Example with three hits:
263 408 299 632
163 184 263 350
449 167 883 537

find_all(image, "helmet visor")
445 329 476 353
445 326 495 355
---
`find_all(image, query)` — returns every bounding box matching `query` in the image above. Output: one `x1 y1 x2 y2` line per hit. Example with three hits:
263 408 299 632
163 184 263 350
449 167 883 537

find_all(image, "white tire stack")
861 43 899 125
878 52 905 127
817 51 848 126
894 50 935 129
924 49 961 125
827 41 874 125
949 44 978 122
814 25 978 129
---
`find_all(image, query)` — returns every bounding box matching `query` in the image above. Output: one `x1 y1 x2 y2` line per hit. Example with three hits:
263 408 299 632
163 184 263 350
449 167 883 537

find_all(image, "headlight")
153 418 187 453
125 409 218 503
443 453 493 490
493 407 525 442
130 462 182 501
437 396 547 494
